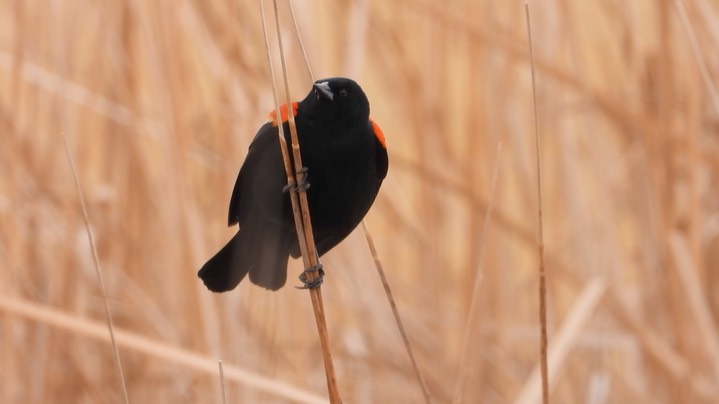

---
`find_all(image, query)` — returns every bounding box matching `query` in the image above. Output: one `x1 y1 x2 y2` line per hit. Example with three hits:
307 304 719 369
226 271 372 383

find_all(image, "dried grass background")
2 0 719 403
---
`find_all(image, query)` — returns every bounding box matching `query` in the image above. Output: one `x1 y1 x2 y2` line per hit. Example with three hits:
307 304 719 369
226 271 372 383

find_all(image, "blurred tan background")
2 0 719 403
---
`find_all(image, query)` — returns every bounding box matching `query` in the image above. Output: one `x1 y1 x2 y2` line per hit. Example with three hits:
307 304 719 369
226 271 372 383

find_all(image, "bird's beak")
313 81 334 101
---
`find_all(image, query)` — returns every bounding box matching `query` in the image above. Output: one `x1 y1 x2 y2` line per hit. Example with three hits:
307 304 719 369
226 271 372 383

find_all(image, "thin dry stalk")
514 278 607 404
0 296 327 404
260 0 341 401
524 3 549 404
286 0 314 82
675 0 719 115
0 52 135 126
218 360 227 404
10 0 22 123
273 0 340 399
286 1 426 400
669 233 719 383
608 291 718 399
272 0 322 288
62 137 130 404
452 143 502 404
257 0 306 269
361 220 432 404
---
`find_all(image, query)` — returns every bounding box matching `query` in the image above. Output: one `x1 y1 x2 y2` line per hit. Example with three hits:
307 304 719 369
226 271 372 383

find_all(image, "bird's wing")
228 122 287 226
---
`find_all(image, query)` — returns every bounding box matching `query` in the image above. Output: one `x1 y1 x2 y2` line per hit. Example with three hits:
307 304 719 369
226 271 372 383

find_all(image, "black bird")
198 77 388 291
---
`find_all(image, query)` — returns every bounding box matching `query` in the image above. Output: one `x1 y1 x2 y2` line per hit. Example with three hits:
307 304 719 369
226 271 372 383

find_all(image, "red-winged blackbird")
198 77 388 292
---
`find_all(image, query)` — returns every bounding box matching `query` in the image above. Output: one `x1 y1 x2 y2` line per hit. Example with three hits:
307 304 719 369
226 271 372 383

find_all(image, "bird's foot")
295 167 310 191
282 167 310 193
295 263 324 289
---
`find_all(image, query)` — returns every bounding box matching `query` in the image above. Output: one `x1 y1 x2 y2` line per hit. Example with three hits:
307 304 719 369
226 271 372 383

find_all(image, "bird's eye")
338 88 348 98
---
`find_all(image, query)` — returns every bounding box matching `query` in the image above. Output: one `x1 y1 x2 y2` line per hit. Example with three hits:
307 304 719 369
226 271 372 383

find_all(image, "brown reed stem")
63 136 130 404
675 0 719 115
257 0 306 266
284 2 427 400
286 0 314 82
260 0 341 402
515 278 607 404
452 142 502 403
361 221 432 403
218 360 227 404
524 3 549 404
0 296 327 404
284 1 425 401
271 0 322 290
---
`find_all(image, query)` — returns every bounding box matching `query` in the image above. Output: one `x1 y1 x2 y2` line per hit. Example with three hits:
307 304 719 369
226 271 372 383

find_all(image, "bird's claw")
282 167 310 193
295 167 310 191
295 263 324 289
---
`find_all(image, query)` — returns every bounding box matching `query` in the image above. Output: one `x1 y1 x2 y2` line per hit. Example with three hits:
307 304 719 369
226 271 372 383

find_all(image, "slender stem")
259 0 341 402
362 221 432 403
218 360 227 404
286 0 314 82
525 3 549 404
675 0 719 115
452 143 502 403
63 136 130 404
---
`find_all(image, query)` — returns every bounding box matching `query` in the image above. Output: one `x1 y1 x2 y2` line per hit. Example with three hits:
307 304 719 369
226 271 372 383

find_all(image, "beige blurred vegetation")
2 0 719 403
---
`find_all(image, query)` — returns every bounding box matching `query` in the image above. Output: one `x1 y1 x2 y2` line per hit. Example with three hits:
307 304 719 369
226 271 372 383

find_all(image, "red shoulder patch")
268 102 298 127
370 119 386 149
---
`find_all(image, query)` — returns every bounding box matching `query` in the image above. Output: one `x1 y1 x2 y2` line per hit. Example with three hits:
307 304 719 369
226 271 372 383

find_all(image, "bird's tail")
198 231 251 292
198 228 294 292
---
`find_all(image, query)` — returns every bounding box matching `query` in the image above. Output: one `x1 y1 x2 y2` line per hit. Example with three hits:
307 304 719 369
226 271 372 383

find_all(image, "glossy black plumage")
198 77 388 292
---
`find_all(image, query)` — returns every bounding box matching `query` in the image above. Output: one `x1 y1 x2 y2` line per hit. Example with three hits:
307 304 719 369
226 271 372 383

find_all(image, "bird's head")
300 77 370 123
